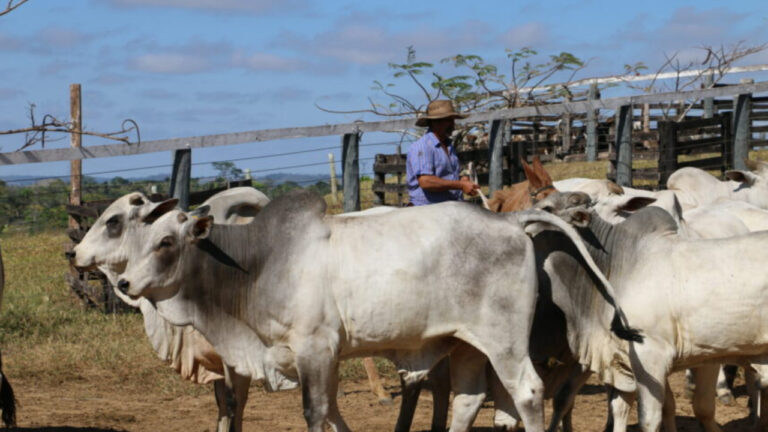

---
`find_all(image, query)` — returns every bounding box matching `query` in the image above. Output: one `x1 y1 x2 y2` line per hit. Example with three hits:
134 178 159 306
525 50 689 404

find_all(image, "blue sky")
0 0 766 182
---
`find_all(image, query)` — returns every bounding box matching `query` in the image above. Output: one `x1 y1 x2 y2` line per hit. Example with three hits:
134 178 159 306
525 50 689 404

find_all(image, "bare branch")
0 0 29 17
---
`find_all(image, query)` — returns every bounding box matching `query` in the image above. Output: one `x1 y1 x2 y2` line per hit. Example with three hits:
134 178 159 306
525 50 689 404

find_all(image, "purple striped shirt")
406 132 462 206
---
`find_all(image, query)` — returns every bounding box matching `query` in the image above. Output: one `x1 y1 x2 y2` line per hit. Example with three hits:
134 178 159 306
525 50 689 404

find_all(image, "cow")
0 243 16 428
535 196 768 432
114 190 641 432
666 161 768 211
488 156 557 212
69 188 278 432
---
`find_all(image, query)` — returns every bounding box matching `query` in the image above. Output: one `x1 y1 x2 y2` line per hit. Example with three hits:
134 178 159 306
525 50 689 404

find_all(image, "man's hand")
459 177 480 196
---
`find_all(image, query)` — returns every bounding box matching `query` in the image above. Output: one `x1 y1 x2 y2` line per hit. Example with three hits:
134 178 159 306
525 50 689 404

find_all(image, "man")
406 100 480 206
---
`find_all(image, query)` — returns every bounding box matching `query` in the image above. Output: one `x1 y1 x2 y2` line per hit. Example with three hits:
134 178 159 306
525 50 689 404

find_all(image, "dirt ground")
4 370 761 432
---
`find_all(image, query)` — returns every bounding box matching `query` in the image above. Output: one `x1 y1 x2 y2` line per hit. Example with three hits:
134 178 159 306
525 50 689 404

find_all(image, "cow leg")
230 369 251 432
715 365 736 406
604 387 634 432
296 351 350 432
690 365 723 432
429 357 450 432
214 379 233 432
363 357 393 405
630 342 672 432
447 344 488 432
662 381 676 432
394 376 423 432
549 366 592 432
484 351 545 432
488 368 520 431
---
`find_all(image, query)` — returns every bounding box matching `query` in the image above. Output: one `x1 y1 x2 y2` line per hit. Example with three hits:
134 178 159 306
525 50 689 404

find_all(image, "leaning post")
586 83 599 161
488 118 505 196
69 83 82 230
732 78 753 171
342 132 360 212
169 148 191 211
614 104 633 187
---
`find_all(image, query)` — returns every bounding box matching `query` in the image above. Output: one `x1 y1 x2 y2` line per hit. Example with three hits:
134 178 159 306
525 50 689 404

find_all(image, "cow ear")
189 204 210 217
617 196 656 213
521 158 541 187
563 207 591 227
141 198 179 223
532 156 553 184
725 170 759 186
188 216 214 243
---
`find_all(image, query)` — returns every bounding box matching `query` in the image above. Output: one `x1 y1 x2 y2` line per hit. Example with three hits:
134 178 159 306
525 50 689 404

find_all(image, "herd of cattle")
4 157 768 432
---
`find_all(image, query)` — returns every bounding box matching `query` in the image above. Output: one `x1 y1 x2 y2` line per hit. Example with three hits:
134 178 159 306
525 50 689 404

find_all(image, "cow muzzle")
117 279 130 295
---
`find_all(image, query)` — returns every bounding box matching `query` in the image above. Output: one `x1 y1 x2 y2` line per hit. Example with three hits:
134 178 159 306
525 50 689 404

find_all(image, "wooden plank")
614 105 633 187
674 116 728 130
3 81 768 166
674 136 726 150
750 112 768 121
733 93 752 171
488 119 505 195
169 149 191 211
372 163 406 174
678 157 725 170
371 182 408 194
342 133 360 212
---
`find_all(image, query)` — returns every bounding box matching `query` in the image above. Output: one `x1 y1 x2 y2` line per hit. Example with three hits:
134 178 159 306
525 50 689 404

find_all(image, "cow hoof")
377 397 393 406
717 393 735 406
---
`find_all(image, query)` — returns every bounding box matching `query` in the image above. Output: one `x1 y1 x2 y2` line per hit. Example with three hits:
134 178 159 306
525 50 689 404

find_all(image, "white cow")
543 201 768 432
666 162 768 210
70 188 276 432
115 190 640 432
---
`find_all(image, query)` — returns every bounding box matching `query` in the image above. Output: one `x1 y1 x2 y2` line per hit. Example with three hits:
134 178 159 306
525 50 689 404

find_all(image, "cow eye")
106 215 120 227
157 236 175 250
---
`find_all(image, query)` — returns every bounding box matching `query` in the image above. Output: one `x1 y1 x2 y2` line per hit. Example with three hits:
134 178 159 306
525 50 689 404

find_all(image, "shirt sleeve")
406 141 434 177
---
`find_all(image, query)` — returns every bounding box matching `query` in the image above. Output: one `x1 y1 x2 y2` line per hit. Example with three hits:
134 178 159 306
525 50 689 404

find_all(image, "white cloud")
231 52 307 72
130 53 210 74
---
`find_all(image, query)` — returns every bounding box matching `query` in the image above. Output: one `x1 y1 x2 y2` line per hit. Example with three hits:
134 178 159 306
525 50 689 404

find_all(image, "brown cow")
487 156 556 212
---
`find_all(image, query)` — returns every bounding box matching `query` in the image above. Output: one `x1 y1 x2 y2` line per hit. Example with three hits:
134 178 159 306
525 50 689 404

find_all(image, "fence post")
169 148 191 210
342 132 360 212
488 119 505 195
657 120 678 187
732 78 753 171
560 97 572 155
614 104 633 187
69 83 82 230
328 153 338 205
703 73 715 119
586 83 599 161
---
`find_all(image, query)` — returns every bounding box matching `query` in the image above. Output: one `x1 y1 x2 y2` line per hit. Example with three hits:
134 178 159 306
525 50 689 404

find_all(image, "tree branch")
0 0 29 17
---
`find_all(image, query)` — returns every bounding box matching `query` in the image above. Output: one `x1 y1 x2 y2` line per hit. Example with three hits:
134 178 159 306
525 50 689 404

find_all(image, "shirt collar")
427 131 452 148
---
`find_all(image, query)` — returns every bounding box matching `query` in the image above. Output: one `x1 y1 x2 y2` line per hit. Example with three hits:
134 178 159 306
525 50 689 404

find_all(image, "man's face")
431 118 455 140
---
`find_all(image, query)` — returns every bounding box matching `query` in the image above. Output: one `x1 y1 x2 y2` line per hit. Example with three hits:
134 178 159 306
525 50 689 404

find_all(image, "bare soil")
4 371 759 431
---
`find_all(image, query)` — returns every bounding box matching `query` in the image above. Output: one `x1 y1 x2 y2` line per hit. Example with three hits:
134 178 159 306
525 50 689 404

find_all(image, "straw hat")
415 100 467 127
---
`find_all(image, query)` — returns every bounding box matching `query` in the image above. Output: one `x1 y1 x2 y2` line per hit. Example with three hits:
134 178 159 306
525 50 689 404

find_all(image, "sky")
0 0 767 183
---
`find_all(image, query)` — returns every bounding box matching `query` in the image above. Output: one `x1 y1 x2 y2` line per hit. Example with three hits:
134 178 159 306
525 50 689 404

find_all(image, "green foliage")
212 161 243 184
371 46 588 115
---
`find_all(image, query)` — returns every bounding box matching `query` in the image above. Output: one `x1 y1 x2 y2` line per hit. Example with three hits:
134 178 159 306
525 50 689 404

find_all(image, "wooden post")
342 132 360 212
169 148 191 211
586 83 599 161
657 120 678 187
703 73 715 119
642 103 651 148
328 153 338 205
732 79 753 171
396 144 404 207
614 104 633 187
488 119 505 196
561 97 572 155
69 83 82 230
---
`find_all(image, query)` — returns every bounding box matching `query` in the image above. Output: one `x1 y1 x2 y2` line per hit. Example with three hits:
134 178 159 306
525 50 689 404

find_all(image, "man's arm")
418 175 479 195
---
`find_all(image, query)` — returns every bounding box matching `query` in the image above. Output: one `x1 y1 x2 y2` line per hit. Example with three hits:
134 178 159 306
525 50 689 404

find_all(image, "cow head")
71 192 178 274
117 209 214 301
723 160 768 208
522 156 556 204
534 191 593 227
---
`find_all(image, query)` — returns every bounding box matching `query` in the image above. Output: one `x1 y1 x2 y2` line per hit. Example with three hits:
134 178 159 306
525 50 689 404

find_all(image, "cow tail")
517 210 644 343
0 354 16 428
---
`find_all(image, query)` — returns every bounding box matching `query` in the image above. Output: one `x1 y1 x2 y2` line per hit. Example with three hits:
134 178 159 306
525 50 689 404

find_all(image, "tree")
211 161 243 183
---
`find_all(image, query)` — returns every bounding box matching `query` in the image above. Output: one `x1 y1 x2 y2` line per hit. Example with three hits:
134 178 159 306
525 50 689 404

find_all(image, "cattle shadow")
7 427 126 432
